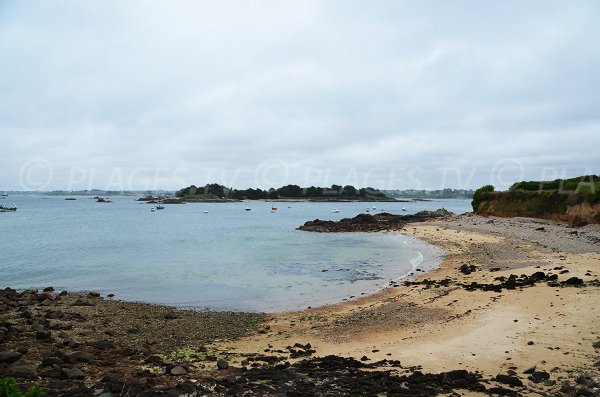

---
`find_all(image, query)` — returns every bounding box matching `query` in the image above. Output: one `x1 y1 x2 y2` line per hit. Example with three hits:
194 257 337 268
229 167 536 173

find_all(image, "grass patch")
0 378 44 397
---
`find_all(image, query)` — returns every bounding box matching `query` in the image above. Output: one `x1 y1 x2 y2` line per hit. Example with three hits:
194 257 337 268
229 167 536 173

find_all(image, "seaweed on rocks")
404 271 597 292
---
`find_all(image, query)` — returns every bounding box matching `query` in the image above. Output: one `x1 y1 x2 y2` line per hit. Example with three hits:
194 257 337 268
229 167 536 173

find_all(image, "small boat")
1 192 8 197
151 207 156 212
331 208 340 213
65 198 77 201
372 206 376 210
271 202 278 212
203 210 209 214
365 209 370 213
402 207 407 211
0 205 16 212
96 198 112 203
245 207 251 211
156 205 165 210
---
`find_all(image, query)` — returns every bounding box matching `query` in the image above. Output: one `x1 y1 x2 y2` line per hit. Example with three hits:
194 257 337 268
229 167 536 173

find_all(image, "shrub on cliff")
471 185 494 211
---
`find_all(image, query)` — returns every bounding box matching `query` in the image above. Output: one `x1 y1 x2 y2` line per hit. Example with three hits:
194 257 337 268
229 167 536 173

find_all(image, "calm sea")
0 196 471 312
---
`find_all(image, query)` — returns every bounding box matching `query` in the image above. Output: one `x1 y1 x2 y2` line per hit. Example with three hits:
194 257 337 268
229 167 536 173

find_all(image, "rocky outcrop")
297 209 454 232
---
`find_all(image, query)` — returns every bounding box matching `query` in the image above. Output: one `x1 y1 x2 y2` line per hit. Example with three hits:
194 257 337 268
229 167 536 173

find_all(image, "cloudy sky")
1 0 598 191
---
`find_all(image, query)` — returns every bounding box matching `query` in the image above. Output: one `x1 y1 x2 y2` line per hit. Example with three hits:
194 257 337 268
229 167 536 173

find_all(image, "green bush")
471 185 494 211
0 378 44 397
510 175 599 195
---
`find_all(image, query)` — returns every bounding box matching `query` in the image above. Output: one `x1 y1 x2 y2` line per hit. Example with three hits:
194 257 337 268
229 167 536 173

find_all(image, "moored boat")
0 205 16 212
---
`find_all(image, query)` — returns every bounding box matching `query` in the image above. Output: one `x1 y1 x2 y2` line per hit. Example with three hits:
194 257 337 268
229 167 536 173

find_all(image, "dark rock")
36 330 52 340
88 340 115 349
72 351 97 363
564 277 584 286
560 380 577 395
72 299 94 306
164 312 179 320
42 356 63 366
523 365 536 374
101 372 125 389
217 360 229 370
298 209 454 232
0 351 22 364
62 367 84 379
575 373 597 387
6 360 38 379
495 374 524 387
459 264 477 275
145 355 163 365
528 370 550 383
170 365 187 375
39 368 62 378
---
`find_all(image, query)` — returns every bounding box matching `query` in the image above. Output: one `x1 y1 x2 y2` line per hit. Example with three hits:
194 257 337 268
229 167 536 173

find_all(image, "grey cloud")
0 0 598 190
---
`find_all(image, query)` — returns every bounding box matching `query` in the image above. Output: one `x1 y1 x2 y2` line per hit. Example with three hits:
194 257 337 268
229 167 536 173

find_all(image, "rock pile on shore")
297 209 454 232
0 286 571 396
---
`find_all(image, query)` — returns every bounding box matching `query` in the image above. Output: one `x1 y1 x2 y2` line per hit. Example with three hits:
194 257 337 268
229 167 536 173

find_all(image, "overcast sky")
1 0 598 191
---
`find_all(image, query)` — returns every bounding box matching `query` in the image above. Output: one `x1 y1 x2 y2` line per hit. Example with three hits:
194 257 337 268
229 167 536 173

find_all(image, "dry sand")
219 214 600 395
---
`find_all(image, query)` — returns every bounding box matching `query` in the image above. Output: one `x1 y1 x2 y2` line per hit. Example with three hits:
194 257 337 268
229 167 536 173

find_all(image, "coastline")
1 214 599 395
217 214 600 394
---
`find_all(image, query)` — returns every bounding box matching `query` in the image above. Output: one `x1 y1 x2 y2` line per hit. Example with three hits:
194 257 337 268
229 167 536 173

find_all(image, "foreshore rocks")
297 209 455 232
1 285 582 396
405 270 599 292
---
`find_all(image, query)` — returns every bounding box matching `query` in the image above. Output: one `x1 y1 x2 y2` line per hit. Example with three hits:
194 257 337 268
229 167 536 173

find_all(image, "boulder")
6 360 38 379
217 360 229 370
36 330 52 340
170 365 187 375
62 367 85 379
0 351 22 364
495 374 524 387
528 370 550 383
564 277 584 286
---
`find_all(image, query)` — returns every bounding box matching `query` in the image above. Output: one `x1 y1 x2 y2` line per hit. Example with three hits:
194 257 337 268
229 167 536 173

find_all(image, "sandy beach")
1 214 599 395
220 214 600 395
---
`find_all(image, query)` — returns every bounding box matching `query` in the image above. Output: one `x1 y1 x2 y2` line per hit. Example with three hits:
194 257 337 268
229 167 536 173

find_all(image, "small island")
138 183 398 203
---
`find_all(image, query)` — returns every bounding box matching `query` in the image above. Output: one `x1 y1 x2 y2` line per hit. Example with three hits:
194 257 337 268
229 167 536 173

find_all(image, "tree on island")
176 183 390 200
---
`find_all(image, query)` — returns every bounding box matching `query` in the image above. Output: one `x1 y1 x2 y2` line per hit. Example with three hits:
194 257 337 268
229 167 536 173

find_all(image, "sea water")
0 196 471 312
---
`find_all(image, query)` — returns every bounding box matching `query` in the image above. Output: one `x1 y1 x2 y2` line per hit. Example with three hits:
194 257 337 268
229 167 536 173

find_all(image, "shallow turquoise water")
0 196 471 311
